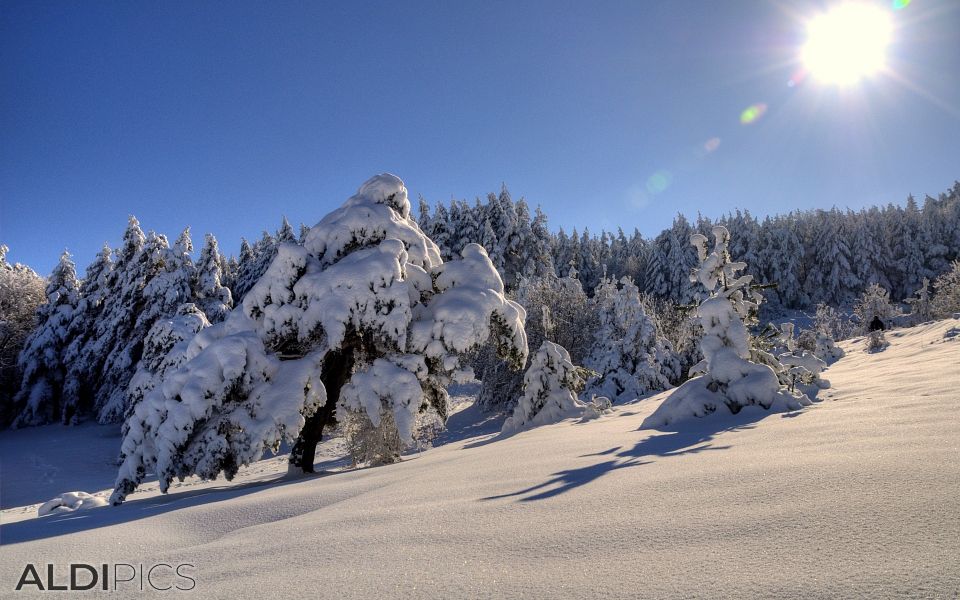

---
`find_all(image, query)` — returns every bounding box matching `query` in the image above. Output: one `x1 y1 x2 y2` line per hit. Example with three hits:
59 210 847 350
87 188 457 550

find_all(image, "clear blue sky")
3 0 958 275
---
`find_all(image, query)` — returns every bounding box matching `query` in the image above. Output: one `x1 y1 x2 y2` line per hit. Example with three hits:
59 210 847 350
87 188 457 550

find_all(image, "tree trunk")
289 349 353 473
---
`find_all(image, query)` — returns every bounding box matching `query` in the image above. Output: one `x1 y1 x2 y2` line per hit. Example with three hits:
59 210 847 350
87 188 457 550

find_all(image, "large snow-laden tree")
584 276 679 403
642 226 811 429
111 174 528 504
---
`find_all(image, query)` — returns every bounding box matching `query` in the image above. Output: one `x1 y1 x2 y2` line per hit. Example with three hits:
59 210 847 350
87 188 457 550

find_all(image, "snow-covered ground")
1 320 958 598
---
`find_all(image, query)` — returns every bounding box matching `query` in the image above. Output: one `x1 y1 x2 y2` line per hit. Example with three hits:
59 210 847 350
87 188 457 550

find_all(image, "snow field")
1 319 957 598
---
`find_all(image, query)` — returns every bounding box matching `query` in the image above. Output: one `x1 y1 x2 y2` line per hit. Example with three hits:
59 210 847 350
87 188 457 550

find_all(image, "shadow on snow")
0 455 350 546
480 406 781 503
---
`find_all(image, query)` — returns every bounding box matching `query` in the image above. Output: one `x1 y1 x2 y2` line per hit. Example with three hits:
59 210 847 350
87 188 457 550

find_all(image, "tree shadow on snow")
0 461 350 546
481 407 774 503
434 402 507 446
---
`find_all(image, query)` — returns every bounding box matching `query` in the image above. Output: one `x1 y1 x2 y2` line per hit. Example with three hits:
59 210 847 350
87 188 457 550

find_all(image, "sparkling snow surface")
2 320 958 598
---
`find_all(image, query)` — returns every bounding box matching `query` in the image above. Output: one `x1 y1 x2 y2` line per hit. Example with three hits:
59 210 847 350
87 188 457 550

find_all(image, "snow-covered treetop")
690 225 761 321
302 173 441 269
243 174 523 363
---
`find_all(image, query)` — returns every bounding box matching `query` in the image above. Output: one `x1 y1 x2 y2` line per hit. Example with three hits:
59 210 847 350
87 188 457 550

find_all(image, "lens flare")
645 170 672 195
892 0 910 9
703 137 721 153
739 103 767 125
788 68 809 88
802 3 893 85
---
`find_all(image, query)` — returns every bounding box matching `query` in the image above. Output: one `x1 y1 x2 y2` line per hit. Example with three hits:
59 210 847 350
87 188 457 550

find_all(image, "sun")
802 3 893 85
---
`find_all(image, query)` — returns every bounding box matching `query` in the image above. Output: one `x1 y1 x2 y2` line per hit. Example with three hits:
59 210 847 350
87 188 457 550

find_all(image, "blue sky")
3 0 959 275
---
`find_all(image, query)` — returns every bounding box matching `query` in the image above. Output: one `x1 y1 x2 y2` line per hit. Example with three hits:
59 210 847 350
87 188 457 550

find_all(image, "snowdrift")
1 319 958 598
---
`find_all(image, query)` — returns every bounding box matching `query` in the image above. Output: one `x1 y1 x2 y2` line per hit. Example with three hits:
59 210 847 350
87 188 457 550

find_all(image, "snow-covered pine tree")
525 205 556 279
233 230 276 302
805 209 859 306
584 276 678 403
455 200 481 255
849 211 892 292
194 233 234 322
502 341 603 433
137 227 196 335
60 243 113 423
111 174 528 504
9 251 78 426
642 226 811 429
429 204 453 260
276 216 297 244
94 228 175 423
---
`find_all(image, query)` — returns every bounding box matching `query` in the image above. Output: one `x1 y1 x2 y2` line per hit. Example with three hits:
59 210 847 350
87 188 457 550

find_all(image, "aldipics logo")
14 563 196 592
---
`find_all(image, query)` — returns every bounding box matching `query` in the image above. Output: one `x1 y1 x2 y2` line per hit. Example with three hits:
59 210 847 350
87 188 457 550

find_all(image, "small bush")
865 330 888 353
342 408 404 467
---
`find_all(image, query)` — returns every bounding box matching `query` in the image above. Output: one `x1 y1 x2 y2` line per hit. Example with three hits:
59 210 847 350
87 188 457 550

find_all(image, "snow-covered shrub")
753 322 830 391
797 326 844 363
779 351 829 391
854 284 898 334
112 174 527 504
814 333 845 363
38 491 107 516
642 226 810 429
9 252 78 426
931 260 960 318
584 276 678 402
796 328 817 353
865 330 888 352
905 278 933 324
502 341 599 433
814 303 853 341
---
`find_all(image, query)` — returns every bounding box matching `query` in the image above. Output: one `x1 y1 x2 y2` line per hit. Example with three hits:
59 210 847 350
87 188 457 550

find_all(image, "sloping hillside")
2 320 958 598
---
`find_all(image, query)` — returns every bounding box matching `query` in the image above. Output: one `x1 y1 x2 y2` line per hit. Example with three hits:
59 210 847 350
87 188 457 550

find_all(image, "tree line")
1 180 959 428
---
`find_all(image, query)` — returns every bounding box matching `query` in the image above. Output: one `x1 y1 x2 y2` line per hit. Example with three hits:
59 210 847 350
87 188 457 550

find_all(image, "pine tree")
60 243 113 422
584 277 679 402
502 341 599 433
194 233 234 322
11 252 79 425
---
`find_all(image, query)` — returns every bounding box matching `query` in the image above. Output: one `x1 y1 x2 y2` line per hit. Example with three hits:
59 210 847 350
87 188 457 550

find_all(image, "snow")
1 318 958 597
37 492 107 516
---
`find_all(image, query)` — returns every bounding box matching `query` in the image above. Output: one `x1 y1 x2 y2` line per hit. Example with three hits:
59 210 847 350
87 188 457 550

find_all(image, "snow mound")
37 491 107 516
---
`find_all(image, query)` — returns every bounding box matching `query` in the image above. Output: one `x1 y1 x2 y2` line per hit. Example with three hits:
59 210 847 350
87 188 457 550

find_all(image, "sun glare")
802 3 893 85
